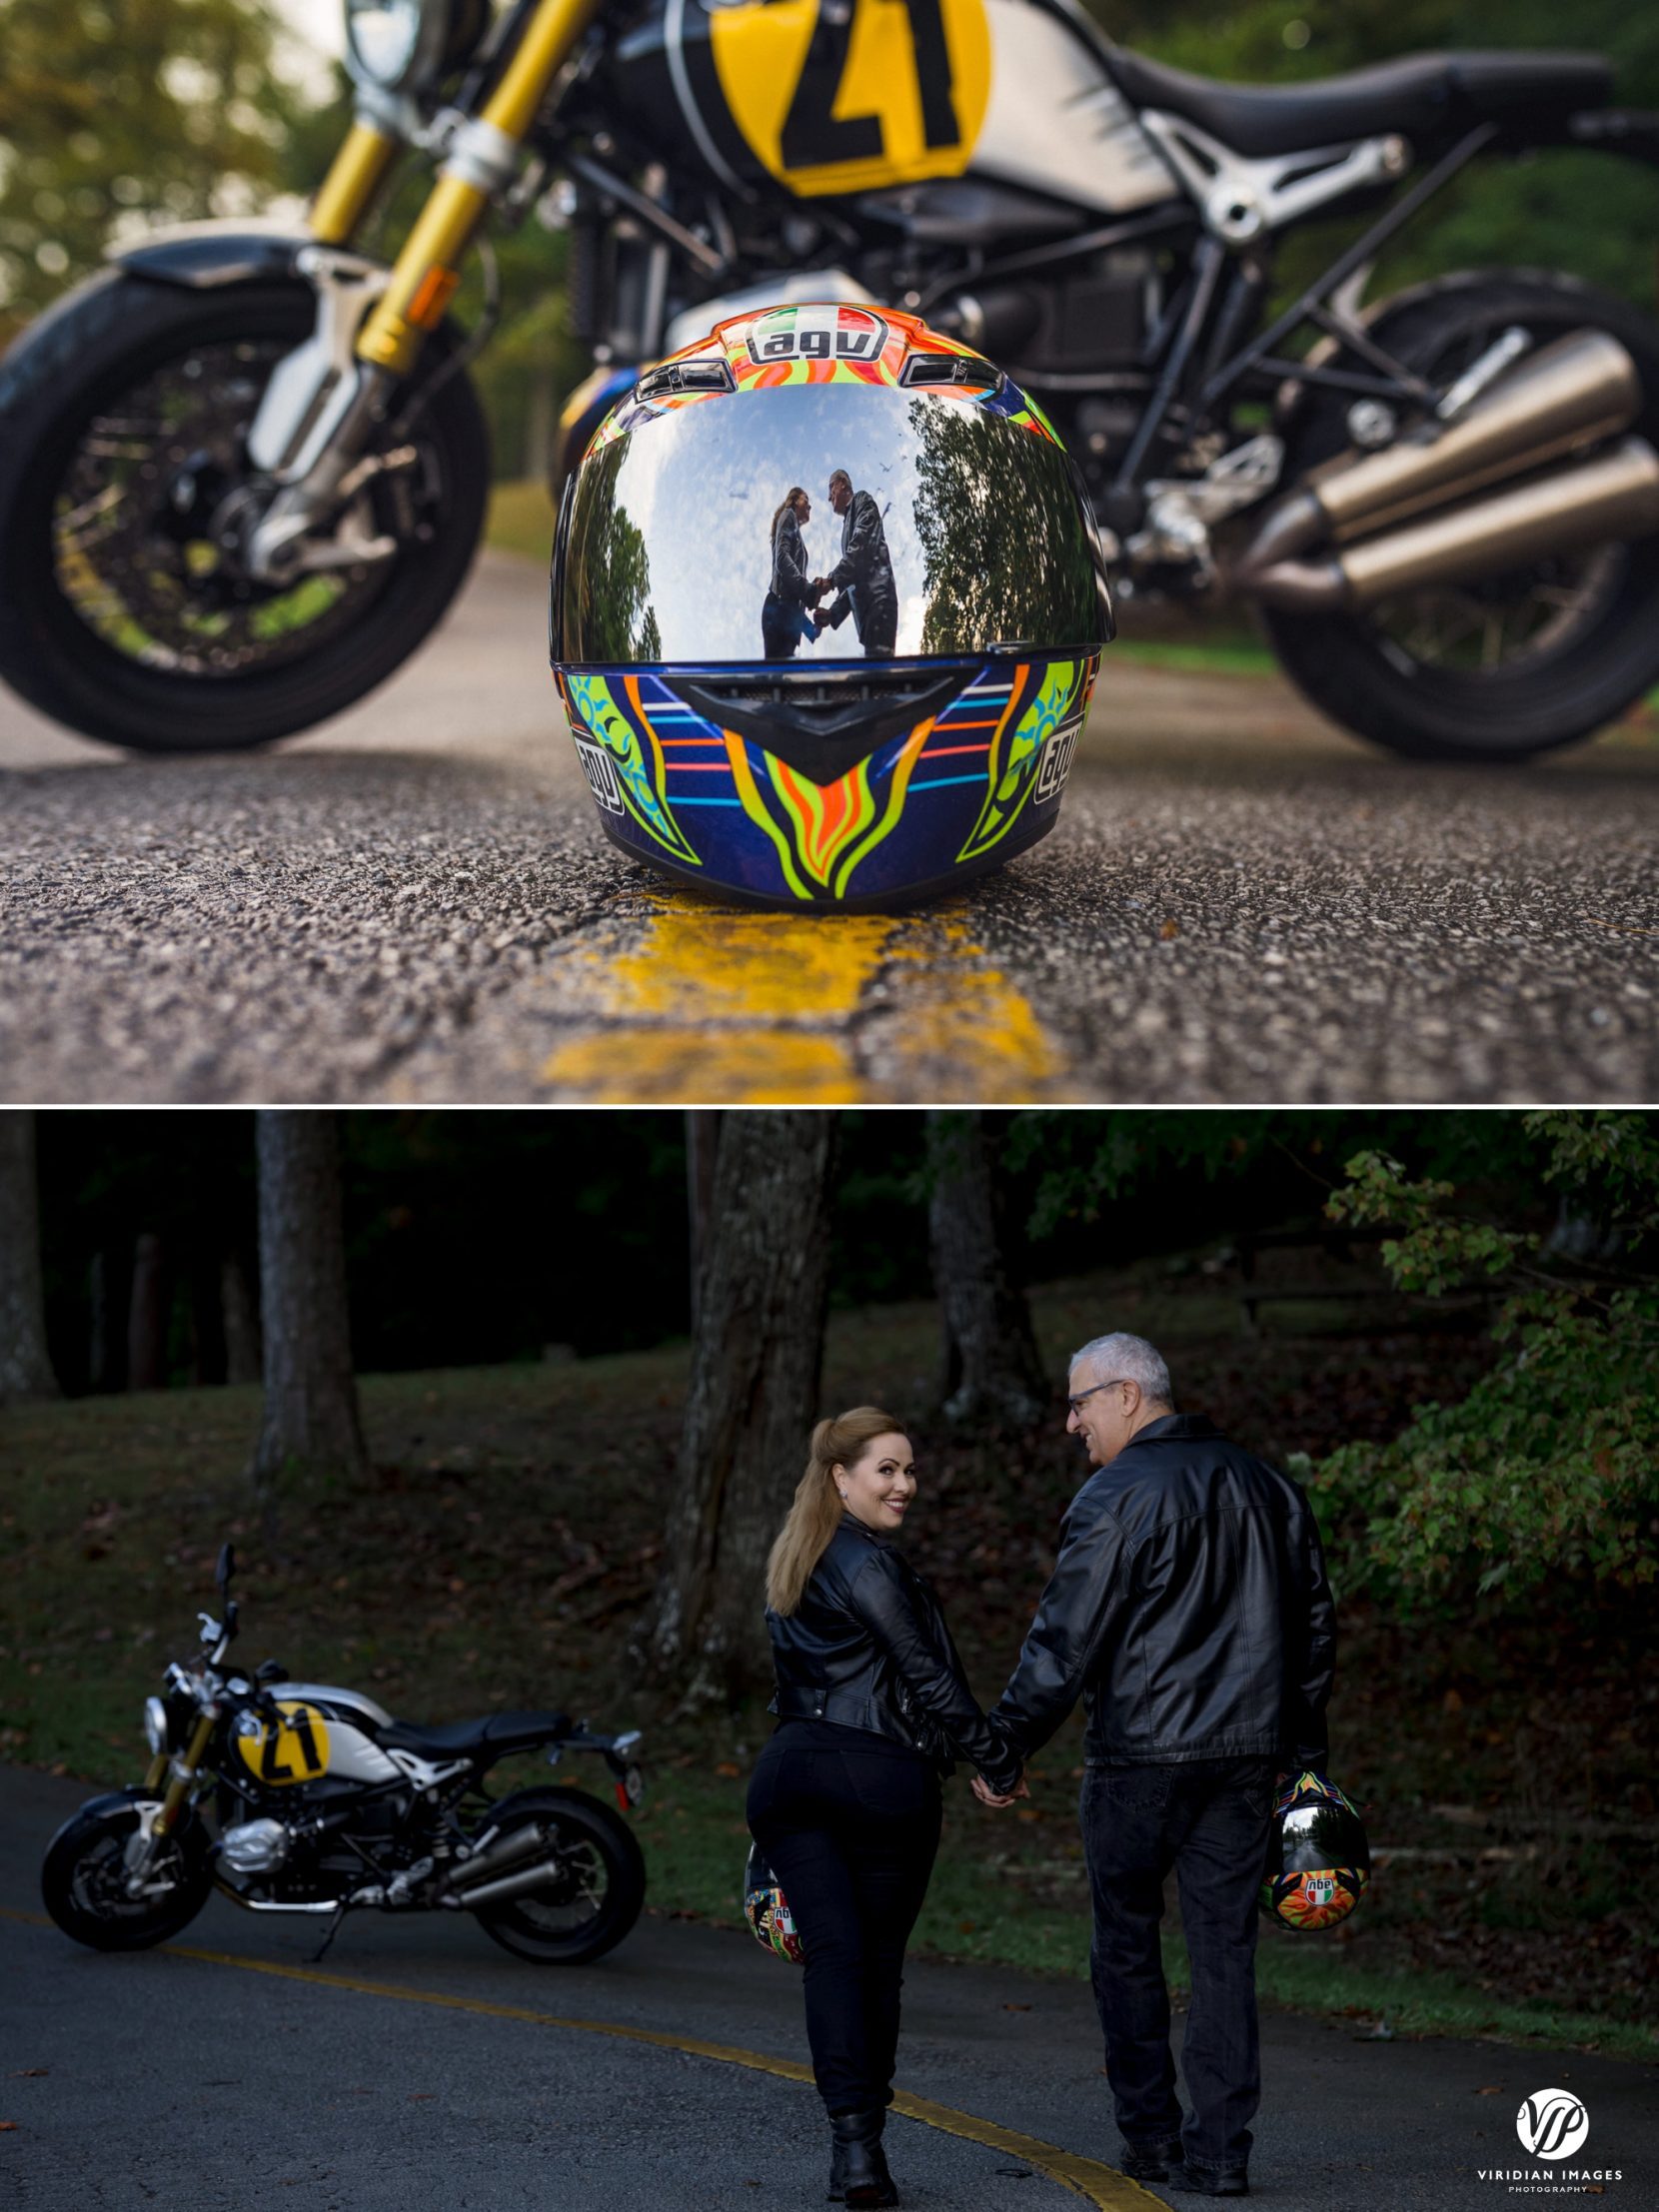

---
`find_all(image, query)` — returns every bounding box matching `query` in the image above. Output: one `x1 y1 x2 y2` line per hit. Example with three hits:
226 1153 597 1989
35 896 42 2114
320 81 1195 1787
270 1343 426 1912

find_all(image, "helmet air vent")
634 358 737 404
899 353 1001 393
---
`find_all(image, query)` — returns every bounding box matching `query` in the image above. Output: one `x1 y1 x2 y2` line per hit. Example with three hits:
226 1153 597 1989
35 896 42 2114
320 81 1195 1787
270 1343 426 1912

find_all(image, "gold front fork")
354 0 603 378
152 1707 218 1837
309 121 402 247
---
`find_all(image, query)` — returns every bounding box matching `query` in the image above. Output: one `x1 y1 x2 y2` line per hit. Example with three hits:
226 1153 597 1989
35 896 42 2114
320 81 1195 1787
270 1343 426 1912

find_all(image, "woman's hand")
970 1770 1030 1809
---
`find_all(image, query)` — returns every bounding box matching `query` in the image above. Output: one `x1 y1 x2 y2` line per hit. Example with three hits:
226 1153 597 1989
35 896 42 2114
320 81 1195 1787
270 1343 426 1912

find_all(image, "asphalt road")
2 551 1656 1104
4 1765 1656 2212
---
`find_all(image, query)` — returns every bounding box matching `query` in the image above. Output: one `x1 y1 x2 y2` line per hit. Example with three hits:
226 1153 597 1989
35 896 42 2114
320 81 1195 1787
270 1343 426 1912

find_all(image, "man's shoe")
1119 2138 1183 2181
1167 2163 1249 2197
828 2109 897 2207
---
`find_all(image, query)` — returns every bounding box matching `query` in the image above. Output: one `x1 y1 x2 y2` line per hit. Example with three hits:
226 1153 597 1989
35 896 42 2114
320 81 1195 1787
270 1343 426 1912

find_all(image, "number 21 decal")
711 0 992 198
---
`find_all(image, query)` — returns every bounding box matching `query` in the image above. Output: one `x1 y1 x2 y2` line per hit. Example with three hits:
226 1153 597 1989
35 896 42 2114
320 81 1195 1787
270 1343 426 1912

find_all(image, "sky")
281 0 345 61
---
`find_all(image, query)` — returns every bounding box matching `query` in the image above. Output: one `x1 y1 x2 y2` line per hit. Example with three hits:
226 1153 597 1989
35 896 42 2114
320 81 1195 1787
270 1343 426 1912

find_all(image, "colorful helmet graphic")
550 302 1113 908
1259 1769 1371 1931
744 1842 805 1963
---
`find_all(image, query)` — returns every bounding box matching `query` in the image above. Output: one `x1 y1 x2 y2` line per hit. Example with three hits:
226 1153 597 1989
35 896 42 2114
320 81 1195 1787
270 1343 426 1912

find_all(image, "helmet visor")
556 384 1110 664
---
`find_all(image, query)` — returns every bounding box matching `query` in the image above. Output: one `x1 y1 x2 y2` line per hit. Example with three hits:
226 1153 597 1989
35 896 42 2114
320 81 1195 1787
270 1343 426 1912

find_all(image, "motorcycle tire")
466 1785 647 1966
1260 270 1659 761
40 1787 214 1951
0 266 490 754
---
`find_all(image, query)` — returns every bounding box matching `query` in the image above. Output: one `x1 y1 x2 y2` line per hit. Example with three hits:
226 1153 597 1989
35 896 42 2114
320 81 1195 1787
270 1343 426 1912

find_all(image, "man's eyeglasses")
1066 1378 1129 1415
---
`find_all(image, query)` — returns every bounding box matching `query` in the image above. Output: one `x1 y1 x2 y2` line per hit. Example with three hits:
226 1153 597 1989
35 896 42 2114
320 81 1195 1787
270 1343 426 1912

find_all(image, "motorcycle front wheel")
1261 271 1659 761
40 1788 214 1950
0 266 490 753
467 1786 647 1966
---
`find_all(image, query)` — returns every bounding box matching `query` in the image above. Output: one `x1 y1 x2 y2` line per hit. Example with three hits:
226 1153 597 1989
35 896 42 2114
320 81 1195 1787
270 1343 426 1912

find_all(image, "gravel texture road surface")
3 551 1655 1104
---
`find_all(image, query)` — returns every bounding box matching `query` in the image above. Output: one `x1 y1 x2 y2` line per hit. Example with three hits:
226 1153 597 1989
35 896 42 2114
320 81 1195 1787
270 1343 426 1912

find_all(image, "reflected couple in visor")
763 470 897 661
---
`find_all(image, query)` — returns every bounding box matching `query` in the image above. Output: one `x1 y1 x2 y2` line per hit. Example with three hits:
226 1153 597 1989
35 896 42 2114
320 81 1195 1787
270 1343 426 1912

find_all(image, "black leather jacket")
766 1516 1021 1792
771 506 813 606
991 1414 1336 1770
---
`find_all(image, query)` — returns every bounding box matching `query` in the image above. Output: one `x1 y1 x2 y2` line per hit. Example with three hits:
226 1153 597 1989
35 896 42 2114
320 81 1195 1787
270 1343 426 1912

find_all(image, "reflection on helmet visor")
558 386 1109 664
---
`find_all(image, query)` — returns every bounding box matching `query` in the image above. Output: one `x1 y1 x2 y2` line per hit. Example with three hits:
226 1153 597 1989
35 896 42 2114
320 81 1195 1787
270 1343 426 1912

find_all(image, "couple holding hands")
763 472 898 660
747 1331 1337 2208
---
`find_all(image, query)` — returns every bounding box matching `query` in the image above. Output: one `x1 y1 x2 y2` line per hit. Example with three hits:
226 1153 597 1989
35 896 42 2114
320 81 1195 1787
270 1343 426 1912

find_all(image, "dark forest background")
25 1106 1542 1391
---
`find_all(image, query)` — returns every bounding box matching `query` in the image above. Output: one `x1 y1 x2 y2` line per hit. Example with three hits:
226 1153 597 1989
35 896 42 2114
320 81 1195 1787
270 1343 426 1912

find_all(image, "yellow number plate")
236 1699 332 1786
712 0 991 199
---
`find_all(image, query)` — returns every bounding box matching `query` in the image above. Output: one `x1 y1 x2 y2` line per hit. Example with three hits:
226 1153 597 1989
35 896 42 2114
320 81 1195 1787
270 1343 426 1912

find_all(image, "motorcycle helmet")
1259 1769 1370 1931
550 301 1113 908
744 1841 805 1963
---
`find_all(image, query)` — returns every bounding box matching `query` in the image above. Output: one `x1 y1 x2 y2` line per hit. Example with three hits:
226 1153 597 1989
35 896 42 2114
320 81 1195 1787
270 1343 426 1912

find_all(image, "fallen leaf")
0 2123 18 2132
408 2092 436 2101
1475 2086 1503 2096
1002 2002 1031 2012
1159 918 1180 940
715 1760 742 1778
13 2070 47 2079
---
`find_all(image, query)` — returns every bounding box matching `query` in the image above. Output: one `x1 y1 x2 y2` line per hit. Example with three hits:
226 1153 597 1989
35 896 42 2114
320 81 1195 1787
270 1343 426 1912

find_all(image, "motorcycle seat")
377 1709 573 1758
1104 48 1612 162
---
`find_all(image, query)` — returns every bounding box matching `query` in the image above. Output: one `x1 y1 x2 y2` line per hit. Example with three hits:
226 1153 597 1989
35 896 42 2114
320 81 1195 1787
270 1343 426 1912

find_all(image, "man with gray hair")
980 1332 1335 2200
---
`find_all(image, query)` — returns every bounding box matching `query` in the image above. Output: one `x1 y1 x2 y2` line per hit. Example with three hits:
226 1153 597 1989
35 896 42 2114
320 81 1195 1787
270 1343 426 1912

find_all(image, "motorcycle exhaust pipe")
444 1820 554 1890
1245 437 1659 612
1242 329 1644 575
447 1854 574 1911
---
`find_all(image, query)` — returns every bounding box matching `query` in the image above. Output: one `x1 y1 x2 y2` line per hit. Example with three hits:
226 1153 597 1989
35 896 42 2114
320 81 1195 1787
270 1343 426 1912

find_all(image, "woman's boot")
828 2108 897 2207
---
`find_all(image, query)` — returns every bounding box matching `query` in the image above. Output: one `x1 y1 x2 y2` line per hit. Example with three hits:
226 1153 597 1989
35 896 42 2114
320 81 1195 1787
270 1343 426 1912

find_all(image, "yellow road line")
538 894 1067 1102
4 1905 1162 2209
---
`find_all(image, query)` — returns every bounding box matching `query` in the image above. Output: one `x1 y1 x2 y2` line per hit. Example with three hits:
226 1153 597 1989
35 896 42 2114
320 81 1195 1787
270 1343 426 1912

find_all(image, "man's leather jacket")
767 1516 1021 1792
823 490 897 644
991 1414 1336 1770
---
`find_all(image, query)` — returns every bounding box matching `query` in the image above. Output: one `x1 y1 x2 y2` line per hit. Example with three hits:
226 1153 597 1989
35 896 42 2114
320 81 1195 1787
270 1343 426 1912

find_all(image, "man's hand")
971 1769 1030 1809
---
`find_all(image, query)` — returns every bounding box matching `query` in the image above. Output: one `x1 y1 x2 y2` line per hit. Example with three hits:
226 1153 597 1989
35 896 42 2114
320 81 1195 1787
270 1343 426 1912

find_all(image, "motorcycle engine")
220 1816 292 1874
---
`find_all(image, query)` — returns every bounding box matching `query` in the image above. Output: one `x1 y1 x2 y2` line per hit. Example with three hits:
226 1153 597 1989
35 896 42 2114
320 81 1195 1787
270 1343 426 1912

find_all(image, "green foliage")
0 0 316 335
1313 1113 1659 1609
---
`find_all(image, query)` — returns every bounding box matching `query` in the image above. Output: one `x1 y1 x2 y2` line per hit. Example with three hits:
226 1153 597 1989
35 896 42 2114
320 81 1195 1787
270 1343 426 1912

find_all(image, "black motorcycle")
1 0 1656 761
41 1543 648 1965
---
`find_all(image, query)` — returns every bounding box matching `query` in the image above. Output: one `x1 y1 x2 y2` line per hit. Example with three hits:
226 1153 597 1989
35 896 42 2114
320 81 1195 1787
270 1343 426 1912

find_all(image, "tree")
1310 1112 1659 1609
250 1111 368 1505
926 1111 1049 1427
0 1112 60 1401
645 1112 837 1704
0 0 316 340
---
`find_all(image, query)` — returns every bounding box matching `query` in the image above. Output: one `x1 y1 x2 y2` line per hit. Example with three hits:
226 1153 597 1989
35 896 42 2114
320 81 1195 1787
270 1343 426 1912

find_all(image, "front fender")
108 217 366 290
43 1782 210 1853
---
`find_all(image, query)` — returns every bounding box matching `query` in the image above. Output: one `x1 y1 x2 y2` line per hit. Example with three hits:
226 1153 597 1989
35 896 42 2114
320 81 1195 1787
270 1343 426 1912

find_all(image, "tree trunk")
220 1251 263 1385
926 1110 1049 1428
250 1112 367 1502
126 1232 169 1391
647 1111 836 1705
685 1110 722 1334
0 1111 59 1401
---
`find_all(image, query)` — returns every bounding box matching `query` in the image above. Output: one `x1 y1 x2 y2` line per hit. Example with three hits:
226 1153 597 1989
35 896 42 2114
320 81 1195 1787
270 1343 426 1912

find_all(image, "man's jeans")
1080 1755 1275 2176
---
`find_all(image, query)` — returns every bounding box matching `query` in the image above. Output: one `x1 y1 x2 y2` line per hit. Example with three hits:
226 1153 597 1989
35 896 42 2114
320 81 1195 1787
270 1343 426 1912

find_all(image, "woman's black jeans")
1080 1754 1275 2178
747 1719 941 2116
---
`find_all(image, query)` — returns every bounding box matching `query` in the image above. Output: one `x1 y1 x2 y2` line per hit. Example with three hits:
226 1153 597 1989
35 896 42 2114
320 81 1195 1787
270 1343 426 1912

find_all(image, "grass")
487 479 558 567
3 1268 1653 2066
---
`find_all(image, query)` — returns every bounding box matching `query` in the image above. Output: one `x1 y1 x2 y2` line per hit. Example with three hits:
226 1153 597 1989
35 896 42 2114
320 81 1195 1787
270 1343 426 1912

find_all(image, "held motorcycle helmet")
1259 1769 1371 1931
550 302 1114 908
744 1841 805 1962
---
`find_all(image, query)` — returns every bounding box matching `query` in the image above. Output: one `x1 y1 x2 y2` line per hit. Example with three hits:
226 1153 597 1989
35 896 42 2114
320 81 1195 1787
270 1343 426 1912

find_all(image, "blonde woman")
746 1407 1024 2209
